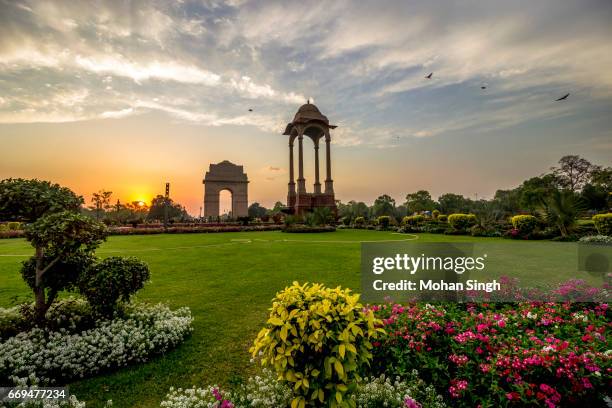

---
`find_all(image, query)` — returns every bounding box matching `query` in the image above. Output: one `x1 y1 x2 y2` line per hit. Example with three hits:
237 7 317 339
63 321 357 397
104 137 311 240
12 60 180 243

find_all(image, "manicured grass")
0 230 580 407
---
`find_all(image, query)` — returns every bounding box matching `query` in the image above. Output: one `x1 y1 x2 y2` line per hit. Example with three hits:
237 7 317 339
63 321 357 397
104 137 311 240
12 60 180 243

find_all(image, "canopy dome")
283 102 336 135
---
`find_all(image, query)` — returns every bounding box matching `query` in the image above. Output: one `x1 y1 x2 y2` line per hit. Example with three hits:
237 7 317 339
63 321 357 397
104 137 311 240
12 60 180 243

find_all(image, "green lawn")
0 230 583 407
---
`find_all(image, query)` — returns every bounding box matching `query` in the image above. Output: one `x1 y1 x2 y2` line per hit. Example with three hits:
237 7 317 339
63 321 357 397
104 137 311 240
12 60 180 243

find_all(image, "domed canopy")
283 102 336 135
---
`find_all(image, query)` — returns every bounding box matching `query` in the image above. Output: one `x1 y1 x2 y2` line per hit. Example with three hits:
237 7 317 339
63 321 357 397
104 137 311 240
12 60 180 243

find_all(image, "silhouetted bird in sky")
481 86 487 90
425 73 433 79
248 108 253 112
555 93 570 101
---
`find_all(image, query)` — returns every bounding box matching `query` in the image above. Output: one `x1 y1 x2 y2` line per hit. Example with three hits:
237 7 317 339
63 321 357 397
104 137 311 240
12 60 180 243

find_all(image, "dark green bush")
78 256 150 317
377 216 392 229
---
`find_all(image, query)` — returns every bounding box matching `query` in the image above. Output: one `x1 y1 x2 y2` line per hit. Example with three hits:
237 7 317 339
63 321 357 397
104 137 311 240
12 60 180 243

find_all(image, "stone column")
288 139 295 194
313 138 321 194
297 133 306 193
324 133 334 194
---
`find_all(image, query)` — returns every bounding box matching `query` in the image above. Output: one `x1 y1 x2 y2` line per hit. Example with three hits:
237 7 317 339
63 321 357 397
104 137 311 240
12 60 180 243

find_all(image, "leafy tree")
437 193 470 214
405 190 436 214
372 194 396 217
0 178 83 222
493 189 521 214
88 190 112 220
551 155 598 192
147 195 190 222
23 211 107 322
518 175 560 212
248 202 268 219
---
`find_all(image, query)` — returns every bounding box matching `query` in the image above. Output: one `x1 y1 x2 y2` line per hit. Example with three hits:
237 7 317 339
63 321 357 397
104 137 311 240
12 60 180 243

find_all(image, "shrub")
283 225 336 233
352 374 446 408
78 257 150 317
7 221 21 230
510 215 538 236
230 368 294 407
437 215 448 223
447 214 476 231
0 303 193 386
354 217 366 227
161 386 234 408
579 235 612 245
251 282 384 408
592 213 612 235
371 302 610 407
402 215 425 227
432 210 440 219
377 216 392 229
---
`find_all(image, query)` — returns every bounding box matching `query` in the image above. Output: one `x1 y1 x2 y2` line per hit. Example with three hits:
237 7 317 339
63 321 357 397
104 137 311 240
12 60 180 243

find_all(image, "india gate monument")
203 160 249 218
284 102 337 215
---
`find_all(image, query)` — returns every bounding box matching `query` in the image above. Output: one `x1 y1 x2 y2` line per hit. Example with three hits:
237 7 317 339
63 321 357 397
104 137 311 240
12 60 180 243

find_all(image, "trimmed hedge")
593 213 612 235
402 215 425 226
511 215 538 235
447 214 476 231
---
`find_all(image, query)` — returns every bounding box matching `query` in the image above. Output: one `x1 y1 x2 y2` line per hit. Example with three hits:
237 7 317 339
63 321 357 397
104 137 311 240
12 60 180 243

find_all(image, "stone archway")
203 160 249 218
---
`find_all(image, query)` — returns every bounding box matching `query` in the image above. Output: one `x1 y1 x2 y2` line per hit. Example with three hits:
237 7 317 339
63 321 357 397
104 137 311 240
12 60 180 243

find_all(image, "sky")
0 0 611 215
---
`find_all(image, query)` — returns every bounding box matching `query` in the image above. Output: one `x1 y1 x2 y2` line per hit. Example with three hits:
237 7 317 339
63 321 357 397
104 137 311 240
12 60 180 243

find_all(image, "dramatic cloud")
0 0 611 145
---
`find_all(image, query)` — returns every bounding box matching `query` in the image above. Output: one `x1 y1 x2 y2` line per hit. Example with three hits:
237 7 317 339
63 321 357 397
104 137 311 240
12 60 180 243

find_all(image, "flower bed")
160 369 446 408
370 301 610 407
0 303 193 386
108 225 282 235
281 225 336 233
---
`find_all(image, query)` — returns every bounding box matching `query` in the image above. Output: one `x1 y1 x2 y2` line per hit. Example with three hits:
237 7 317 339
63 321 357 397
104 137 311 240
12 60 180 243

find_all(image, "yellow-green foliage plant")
592 213 612 235
447 213 476 231
511 214 538 235
251 282 384 408
402 215 425 226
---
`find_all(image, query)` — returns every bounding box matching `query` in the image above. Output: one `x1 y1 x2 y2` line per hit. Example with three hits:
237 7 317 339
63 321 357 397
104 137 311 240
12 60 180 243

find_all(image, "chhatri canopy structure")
283 102 337 215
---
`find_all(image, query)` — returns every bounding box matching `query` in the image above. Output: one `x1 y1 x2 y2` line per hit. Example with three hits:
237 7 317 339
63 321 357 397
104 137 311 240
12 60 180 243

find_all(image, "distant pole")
164 182 170 230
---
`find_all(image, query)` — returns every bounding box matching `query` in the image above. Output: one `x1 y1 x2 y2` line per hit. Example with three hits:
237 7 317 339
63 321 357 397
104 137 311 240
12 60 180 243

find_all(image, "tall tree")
405 190 436 214
89 190 113 220
551 155 598 192
437 193 470 214
372 194 396 217
147 195 190 222
248 202 268 218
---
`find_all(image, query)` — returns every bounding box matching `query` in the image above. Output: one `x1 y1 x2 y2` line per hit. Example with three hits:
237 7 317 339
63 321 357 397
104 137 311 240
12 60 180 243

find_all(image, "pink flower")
404 396 421 408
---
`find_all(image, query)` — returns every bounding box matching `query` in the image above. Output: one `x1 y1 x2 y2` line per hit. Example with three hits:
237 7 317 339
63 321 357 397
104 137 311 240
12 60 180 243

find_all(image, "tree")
540 190 585 238
518 174 560 212
23 211 107 322
147 195 190 222
437 193 470 214
405 190 436 214
372 194 396 217
493 189 521 214
88 190 113 220
0 178 83 222
248 202 268 219
551 155 598 192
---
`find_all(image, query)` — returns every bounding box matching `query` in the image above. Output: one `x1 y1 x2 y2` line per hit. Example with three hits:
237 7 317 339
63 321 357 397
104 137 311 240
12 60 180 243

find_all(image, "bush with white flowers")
0 303 193 386
159 370 446 408
351 373 446 408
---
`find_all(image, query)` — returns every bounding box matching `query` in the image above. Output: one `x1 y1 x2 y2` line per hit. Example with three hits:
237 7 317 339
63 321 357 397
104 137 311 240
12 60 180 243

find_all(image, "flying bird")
481 86 487 90
425 73 433 79
248 108 253 112
555 93 570 101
